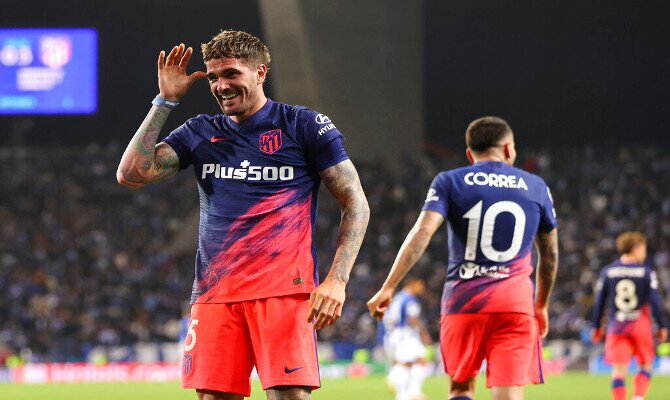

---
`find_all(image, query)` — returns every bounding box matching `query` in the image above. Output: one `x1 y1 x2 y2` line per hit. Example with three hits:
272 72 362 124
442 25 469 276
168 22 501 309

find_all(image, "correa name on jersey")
463 172 529 190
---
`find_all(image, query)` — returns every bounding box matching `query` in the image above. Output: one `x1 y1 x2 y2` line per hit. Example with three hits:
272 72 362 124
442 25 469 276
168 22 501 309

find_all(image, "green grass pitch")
2 373 669 399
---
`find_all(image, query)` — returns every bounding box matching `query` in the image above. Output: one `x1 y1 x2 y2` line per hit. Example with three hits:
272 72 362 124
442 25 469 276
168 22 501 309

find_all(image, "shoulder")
510 166 549 187
437 168 465 182
181 113 223 130
275 102 333 126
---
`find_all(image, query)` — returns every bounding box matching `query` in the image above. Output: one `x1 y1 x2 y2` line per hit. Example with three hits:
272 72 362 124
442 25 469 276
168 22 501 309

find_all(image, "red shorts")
181 294 320 396
440 313 544 387
605 324 655 365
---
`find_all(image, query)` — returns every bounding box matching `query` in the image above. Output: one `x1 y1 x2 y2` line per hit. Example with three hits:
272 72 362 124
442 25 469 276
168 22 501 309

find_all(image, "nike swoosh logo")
284 366 304 374
210 136 231 142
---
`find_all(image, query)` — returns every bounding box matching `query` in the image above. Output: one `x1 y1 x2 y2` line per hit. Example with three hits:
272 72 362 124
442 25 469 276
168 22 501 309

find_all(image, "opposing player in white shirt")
383 279 432 400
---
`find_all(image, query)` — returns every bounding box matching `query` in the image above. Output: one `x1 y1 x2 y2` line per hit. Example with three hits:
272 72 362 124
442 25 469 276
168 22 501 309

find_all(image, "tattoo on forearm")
386 225 433 287
120 105 178 184
134 106 170 158
535 229 559 305
321 161 370 284
152 145 180 181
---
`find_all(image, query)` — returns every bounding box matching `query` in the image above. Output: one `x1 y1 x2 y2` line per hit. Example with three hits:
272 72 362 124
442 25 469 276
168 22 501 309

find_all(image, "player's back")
596 261 656 334
423 161 556 315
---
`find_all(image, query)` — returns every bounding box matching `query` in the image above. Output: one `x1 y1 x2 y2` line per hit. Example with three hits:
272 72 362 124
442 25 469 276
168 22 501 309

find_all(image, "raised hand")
157 43 206 101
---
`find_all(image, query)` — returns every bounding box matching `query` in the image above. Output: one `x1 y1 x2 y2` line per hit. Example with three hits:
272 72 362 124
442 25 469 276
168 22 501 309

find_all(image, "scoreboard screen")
0 28 97 115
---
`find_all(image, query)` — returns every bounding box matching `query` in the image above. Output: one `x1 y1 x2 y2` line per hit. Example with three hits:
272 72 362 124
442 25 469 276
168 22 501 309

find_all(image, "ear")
503 143 512 159
257 64 268 84
466 148 475 164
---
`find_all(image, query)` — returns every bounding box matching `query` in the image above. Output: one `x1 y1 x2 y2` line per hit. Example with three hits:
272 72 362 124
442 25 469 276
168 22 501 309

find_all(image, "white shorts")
385 327 426 363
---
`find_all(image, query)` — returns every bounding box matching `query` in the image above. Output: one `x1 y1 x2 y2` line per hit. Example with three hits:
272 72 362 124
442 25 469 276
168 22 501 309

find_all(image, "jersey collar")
224 98 275 133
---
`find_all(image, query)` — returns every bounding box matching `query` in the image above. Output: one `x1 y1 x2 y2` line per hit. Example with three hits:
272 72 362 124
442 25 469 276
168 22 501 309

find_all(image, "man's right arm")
117 106 180 187
534 228 559 338
117 43 205 187
367 210 444 320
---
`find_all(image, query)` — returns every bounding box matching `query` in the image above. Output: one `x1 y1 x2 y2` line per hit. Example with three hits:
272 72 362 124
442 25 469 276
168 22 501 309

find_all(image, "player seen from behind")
368 116 559 400
591 231 668 400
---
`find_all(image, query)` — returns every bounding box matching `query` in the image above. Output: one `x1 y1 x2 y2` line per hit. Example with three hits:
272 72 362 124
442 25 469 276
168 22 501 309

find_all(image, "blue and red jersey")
162 99 348 304
422 161 557 315
592 261 667 334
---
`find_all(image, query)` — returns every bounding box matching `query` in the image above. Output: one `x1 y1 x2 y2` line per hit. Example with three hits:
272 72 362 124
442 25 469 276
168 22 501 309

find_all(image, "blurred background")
1 0 669 385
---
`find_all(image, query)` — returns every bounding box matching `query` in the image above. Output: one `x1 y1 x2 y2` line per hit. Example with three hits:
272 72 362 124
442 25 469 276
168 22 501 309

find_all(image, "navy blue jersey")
162 99 348 304
422 161 557 315
592 261 667 334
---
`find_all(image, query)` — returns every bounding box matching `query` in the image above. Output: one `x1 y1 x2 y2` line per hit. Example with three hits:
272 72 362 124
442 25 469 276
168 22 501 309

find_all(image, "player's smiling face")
205 57 267 123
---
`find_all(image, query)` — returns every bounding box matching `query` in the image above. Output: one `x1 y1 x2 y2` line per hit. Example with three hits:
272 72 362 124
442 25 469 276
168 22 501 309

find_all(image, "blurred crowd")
1 143 669 362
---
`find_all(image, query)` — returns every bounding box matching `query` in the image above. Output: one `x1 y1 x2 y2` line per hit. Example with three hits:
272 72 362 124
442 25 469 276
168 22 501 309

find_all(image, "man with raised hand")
117 30 369 400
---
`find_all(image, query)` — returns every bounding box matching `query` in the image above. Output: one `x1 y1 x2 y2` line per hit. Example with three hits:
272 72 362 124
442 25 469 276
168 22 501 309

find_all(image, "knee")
267 386 311 400
449 380 473 398
196 389 244 400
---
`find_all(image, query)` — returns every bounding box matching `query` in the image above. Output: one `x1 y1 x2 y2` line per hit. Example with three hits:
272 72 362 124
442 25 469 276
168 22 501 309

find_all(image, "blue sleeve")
592 269 608 329
296 109 349 172
538 181 558 232
161 119 196 170
421 172 450 216
649 269 668 328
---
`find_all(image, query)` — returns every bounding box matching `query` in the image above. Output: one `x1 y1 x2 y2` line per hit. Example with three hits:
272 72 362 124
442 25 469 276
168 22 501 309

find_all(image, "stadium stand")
1 143 668 362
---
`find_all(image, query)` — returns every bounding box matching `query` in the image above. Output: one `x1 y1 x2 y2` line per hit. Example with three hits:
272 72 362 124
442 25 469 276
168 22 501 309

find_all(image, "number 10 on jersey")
463 200 526 263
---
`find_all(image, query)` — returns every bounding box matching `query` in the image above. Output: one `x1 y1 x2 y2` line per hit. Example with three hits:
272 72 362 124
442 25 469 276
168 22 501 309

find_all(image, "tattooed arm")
534 228 559 338
307 159 370 330
116 106 180 187
367 210 443 320
117 43 205 188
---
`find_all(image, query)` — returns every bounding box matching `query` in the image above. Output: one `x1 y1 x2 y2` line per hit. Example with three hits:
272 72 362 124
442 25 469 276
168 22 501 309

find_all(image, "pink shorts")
181 294 320 396
605 324 655 365
440 313 544 387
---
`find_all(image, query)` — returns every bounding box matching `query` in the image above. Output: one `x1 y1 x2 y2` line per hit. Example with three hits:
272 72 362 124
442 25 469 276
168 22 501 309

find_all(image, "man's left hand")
307 276 346 330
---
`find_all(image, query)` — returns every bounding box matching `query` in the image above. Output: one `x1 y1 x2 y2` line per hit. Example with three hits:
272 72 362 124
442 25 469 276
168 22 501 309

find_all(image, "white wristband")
151 94 179 109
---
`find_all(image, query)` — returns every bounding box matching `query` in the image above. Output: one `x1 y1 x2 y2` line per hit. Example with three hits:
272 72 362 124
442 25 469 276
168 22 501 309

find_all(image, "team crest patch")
259 129 283 154
182 354 193 376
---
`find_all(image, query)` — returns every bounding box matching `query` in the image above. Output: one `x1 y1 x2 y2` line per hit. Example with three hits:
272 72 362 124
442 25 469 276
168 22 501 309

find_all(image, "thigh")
440 314 489 383
486 313 543 388
182 303 254 397
631 327 655 365
605 333 634 365
245 294 321 391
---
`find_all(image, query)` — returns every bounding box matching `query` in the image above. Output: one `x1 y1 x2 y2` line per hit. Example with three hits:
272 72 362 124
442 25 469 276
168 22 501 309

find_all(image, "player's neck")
230 94 268 125
620 254 643 264
472 155 506 164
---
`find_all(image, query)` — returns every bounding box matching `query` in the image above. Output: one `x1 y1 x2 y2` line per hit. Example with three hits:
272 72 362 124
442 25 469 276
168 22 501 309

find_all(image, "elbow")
116 169 146 188
361 199 371 222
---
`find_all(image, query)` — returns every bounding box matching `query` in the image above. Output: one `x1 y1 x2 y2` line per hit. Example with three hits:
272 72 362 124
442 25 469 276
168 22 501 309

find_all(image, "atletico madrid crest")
259 129 283 154
182 354 193 376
